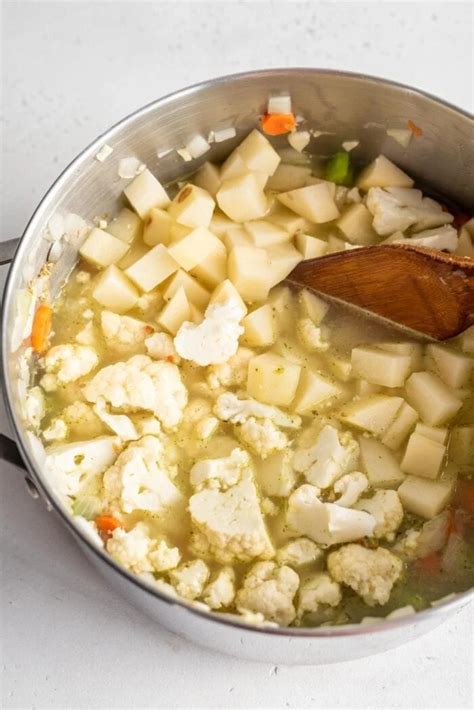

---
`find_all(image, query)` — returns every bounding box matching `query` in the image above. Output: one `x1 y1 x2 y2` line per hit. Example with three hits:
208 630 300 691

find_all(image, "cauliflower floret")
189 477 274 563
333 471 369 507
101 311 153 350
107 522 179 574
296 318 329 352
174 299 244 366
190 447 251 490
214 391 301 429
393 512 450 560
207 347 255 390
25 386 45 428
61 401 104 439
75 321 96 346
297 572 342 618
276 538 323 567
45 435 120 497
236 561 299 626
145 332 179 362
148 540 181 572
84 355 187 430
102 435 183 515
293 425 359 488
132 414 162 436
287 484 376 546
93 397 138 441
356 490 404 541
169 559 210 600
261 498 279 516
327 543 403 606
366 187 453 236
236 417 288 459
391 224 458 252
42 344 98 386
76 270 91 284
42 418 68 442
177 398 219 448
203 567 236 609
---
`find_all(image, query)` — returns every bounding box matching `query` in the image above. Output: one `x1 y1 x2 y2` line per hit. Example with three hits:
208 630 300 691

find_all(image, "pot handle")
0 238 20 266
0 433 26 469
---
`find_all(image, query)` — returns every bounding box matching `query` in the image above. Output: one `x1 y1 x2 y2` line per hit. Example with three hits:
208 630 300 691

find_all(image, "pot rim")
2 67 473 639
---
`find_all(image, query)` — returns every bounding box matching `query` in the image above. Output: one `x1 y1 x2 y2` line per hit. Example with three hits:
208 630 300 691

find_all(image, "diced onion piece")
95 144 113 162
287 131 311 153
47 214 65 241
177 148 193 162
212 126 237 143
342 141 359 152
118 157 143 179
267 94 292 115
186 134 211 159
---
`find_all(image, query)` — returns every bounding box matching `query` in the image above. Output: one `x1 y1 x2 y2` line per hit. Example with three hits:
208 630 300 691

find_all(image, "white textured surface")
1 1 473 708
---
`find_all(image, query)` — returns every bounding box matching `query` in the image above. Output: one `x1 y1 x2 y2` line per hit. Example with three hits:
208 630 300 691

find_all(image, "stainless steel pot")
1 69 473 664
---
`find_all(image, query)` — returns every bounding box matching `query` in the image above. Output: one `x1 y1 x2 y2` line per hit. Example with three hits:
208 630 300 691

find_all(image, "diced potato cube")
125 244 179 292
405 371 462 426
381 401 418 450
401 432 446 479
257 449 296 497
168 226 223 271
398 475 455 519
359 437 406 488
107 207 142 244
157 287 190 335
456 226 474 257
448 426 474 465
351 346 412 388
266 243 303 287
189 302 204 324
223 226 252 251
247 352 301 406
220 150 248 180
326 234 349 253
162 269 210 310
295 233 328 259
268 285 294 333
244 220 290 247
414 423 448 445
190 244 227 289
92 265 139 313
209 210 235 238
356 155 414 191
143 207 174 246
277 183 340 224
168 184 215 228
79 228 129 268
458 325 474 354
426 344 473 389
298 289 329 325
217 174 268 223
378 342 423 371
242 305 276 347
209 279 247 318
291 369 344 414
193 162 221 196
267 206 313 236
117 242 149 270
235 129 280 176
336 204 378 245
266 164 313 192
339 395 403 435
228 245 271 302
124 169 170 218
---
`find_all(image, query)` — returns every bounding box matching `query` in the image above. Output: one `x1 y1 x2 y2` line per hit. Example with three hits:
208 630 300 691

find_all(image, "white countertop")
1 2 473 708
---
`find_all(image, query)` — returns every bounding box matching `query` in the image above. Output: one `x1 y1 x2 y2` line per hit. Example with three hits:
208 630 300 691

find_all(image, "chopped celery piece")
72 494 103 521
325 151 352 185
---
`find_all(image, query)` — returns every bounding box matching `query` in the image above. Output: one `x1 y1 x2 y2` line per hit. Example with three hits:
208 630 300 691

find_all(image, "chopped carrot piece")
407 119 423 137
31 304 52 353
95 514 124 535
261 112 296 136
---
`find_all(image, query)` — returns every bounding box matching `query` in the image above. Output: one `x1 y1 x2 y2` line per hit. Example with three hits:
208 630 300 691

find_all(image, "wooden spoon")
288 244 474 340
